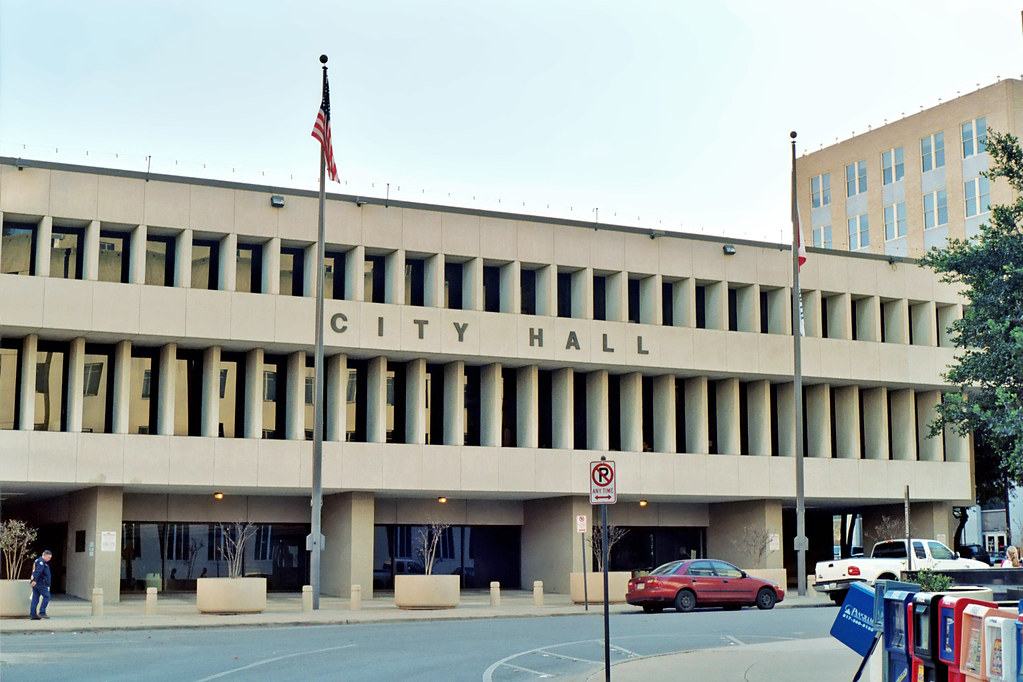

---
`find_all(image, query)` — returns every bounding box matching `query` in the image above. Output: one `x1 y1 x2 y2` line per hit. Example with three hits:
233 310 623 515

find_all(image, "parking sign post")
590 457 616 682
577 514 589 611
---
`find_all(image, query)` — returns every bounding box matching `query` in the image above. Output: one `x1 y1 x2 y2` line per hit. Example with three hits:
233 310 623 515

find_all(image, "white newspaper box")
984 615 1017 682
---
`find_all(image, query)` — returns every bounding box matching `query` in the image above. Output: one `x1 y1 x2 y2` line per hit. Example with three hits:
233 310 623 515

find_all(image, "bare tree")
415 521 451 575
587 522 629 573
1 519 37 579
864 514 910 550
184 537 205 579
732 525 776 569
217 522 257 579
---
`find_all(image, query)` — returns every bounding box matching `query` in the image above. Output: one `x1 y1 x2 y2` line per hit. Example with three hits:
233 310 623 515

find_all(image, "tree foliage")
921 130 1023 500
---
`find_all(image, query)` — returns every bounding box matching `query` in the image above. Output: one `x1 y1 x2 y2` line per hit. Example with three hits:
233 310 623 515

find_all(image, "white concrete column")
652 374 676 453
174 230 192 288
586 370 609 450
937 305 959 347
220 233 236 292
129 224 147 284
916 390 943 462
801 289 822 337
443 362 465 445
805 383 831 458
606 272 627 321
65 487 123 603
536 265 555 317
856 296 881 342
674 278 696 328
35 216 52 277
244 349 264 439
640 275 660 325
403 359 426 444
890 389 915 460
321 492 375 598
620 372 642 452
572 268 593 320
775 383 795 457
302 244 317 298
827 293 851 340
111 340 131 434
911 302 938 346
715 378 740 455
286 351 304 443
704 281 727 330
83 220 100 281
424 253 444 307
552 368 573 449
18 335 38 430
747 380 771 455
386 249 405 304
157 344 176 436
768 288 790 334
66 337 85 433
516 365 538 448
464 257 483 311
326 354 347 441
862 387 888 460
735 284 759 332
263 237 281 295
684 377 709 454
500 261 521 313
202 347 221 438
834 385 860 459
480 364 502 446
366 356 387 443
884 299 910 344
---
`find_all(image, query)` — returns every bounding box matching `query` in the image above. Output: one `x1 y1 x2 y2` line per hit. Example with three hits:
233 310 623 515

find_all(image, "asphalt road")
0 607 838 681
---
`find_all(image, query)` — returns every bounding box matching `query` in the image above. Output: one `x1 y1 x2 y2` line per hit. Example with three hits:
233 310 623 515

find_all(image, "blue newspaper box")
831 582 878 656
885 588 920 682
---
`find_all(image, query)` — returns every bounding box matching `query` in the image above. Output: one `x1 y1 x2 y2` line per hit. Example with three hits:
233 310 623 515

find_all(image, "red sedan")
626 559 785 613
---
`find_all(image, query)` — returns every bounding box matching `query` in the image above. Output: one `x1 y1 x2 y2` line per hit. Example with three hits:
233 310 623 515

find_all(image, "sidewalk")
0 588 834 634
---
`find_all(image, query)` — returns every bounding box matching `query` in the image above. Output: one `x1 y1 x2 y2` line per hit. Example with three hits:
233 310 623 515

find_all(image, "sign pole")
602 495 610 682
579 515 589 611
589 456 616 682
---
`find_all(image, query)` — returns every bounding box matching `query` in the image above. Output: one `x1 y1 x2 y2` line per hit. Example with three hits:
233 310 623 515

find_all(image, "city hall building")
0 155 972 602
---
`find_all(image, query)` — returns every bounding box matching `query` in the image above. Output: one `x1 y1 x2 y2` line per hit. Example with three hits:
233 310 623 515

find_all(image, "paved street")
1 606 840 681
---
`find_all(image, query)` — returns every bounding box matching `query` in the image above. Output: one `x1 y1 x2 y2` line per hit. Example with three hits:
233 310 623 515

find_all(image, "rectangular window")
190 238 220 290
847 214 869 250
520 268 537 315
883 202 907 241
50 227 84 279
236 243 263 293
881 147 904 185
964 177 991 218
404 258 425 306
1 222 36 275
263 370 277 402
962 116 987 158
812 225 832 249
921 132 945 172
219 353 243 438
923 189 948 229
482 265 500 312
810 173 831 208
846 160 867 197
98 230 130 283
0 339 22 430
146 235 175 287
34 342 67 431
130 349 157 434
365 255 386 303
280 246 305 296
324 250 346 300
83 362 104 396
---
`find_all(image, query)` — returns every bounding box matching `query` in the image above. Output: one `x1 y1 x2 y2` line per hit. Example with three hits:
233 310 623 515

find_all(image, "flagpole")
310 54 328 610
790 131 806 597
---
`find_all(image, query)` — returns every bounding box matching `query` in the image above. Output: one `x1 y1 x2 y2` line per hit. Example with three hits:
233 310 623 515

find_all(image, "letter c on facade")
330 313 348 333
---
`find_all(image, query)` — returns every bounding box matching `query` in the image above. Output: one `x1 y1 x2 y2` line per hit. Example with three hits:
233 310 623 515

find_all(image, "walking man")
30 550 52 620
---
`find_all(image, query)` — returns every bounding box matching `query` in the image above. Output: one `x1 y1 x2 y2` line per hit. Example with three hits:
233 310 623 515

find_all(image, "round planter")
196 577 267 614
394 574 460 610
570 572 631 604
0 580 32 618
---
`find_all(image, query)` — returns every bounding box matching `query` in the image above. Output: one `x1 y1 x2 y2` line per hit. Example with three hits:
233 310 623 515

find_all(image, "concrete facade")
0 157 972 599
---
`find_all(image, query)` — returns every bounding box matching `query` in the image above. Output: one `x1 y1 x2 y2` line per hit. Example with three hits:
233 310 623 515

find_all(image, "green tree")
921 130 1023 500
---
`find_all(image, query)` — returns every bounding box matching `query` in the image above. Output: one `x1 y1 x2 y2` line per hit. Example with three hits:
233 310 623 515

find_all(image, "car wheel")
755 588 776 610
642 605 663 614
675 589 696 613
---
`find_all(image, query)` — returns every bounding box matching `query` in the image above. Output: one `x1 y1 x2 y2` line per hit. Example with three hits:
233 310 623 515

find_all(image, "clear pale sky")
1 1 1020 244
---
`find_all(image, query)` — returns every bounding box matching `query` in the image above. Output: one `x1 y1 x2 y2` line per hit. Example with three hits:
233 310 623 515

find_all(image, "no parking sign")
589 460 616 504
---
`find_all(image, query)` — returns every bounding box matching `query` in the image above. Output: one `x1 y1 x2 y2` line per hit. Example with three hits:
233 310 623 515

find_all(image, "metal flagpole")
310 54 329 610
790 131 807 596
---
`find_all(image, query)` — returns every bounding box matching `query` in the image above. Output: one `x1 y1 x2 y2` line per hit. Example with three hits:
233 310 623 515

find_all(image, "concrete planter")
570 572 631 604
745 568 787 588
0 580 31 617
196 577 267 614
394 574 460 609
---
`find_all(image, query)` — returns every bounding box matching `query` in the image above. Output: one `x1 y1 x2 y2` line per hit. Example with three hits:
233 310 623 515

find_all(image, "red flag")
796 208 807 270
312 74 339 182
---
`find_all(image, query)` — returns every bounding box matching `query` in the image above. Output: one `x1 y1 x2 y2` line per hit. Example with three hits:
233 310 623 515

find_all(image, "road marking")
482 638 608 682
539 650 602 664
610 644 640 658
501 663 554 678
193 644 355 681
723 635 745 646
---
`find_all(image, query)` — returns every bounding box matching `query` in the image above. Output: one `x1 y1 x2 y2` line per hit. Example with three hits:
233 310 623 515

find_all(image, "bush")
910 568 954 592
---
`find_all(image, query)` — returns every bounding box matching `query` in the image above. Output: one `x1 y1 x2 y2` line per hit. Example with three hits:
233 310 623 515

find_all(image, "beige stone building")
796 78 1022 258
0 156 971 601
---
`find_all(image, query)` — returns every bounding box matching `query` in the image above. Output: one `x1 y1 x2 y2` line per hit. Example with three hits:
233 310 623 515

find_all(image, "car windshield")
649 561 684 576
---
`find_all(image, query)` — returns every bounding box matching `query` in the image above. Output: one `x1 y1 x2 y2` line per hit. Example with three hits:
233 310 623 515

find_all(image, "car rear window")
872 542 907 558
649 561 684 576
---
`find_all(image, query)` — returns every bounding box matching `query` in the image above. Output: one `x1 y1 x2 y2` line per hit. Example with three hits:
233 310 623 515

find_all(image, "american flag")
311 74 339 182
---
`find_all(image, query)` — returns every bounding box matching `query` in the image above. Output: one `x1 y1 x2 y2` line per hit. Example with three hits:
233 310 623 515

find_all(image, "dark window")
557 272 572 318
821 297 830 338
365 255 386 303
463 366 481 446
191 238 220 290
608 374 621 451
628 279 641 323
280 247 305 296
520 269 537 315
483 266 501 312
130 348 158 434
727 288 738 331
538 370 553 449
760 292 769 334
98 230 130 283
236 243 263 293
593 275 607 321
0 338 23 430
444 262 463 310
662 282 674 326
573 372 587 449
34 341 69 432
405 258 425 306
695 286 706 329
1 222 36 275
82 345 114 434
50 226 84 279
146 235 175 287
324 250 346 300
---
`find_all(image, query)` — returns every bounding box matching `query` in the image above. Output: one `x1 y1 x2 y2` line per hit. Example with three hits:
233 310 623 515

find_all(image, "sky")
1 0 1021 245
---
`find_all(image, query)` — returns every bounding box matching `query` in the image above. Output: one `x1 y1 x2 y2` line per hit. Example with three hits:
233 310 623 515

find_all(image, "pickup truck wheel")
675 589 696 612
756 588 777 610
829 591 848 605
876 573 897 581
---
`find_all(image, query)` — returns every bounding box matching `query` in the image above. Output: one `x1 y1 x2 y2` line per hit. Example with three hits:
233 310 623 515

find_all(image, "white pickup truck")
813 539 989 604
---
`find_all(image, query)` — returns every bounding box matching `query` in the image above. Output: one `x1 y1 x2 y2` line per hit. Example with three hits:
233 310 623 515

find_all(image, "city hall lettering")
330 313 649 354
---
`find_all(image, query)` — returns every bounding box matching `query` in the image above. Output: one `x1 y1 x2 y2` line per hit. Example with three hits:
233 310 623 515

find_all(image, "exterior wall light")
639 500 648 507
722 245 736 255
270 195 285 208
214 492 224 500
438 497 447 504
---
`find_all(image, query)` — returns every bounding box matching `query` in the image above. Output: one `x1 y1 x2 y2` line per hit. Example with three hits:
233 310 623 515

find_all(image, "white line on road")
193 644 355 681
482 638 607 682
609 644 640 658
539 650 602 664
723 635 745 646
500 663 555 678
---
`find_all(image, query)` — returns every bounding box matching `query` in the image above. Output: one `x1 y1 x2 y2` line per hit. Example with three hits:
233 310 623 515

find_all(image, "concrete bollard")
145 587 157 615
302 585 313 612
533 580 544 606
350 584 362 611
490 581 501 607
91 588 104 617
